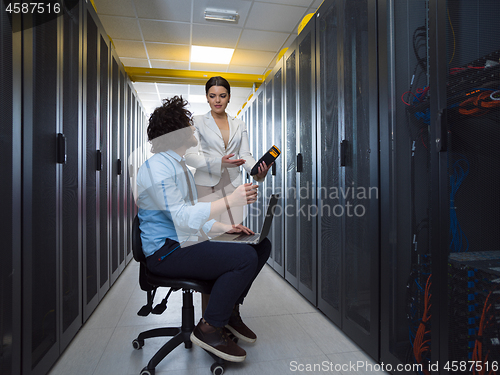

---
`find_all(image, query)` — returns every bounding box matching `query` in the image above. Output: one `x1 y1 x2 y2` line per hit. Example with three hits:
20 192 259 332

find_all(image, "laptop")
210 194 279 245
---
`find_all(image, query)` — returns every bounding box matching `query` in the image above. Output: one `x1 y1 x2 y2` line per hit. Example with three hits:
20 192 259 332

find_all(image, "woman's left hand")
255 161 273 180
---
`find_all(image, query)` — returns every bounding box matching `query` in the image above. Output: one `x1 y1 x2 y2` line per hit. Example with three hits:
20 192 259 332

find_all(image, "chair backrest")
132 215 146 264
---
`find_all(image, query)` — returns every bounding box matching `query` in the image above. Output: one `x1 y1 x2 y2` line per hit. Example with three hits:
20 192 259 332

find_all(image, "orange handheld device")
250 145 281 175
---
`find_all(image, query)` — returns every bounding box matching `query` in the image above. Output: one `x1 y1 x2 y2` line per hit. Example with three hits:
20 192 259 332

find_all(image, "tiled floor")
48 262 388 375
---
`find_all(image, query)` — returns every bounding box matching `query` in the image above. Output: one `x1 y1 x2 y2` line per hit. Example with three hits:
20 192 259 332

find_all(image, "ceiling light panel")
204 8 238 22
191 45 234 64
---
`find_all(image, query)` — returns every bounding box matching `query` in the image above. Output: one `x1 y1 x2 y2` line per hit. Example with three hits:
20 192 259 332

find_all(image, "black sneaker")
225 305 257 343
190 319 246 362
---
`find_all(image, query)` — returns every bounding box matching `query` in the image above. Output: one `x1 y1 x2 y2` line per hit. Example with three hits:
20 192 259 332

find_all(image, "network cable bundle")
448 251 500 373
403 49 500 124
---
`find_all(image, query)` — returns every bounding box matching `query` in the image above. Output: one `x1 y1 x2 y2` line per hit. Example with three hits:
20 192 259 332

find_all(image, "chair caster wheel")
211 362 225 375
140 367 155 375
132 339 144 350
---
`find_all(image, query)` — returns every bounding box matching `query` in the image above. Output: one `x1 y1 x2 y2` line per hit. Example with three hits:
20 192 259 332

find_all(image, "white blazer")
185 111 262 187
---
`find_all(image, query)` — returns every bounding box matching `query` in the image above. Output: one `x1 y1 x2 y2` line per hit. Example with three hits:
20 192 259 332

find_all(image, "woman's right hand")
229 183 258 207
222 154 246 168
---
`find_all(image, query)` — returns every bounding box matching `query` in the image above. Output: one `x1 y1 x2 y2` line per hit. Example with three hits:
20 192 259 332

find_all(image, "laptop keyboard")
233 233 260 242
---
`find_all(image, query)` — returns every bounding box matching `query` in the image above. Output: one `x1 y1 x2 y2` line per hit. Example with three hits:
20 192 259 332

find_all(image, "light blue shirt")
136 150 216 257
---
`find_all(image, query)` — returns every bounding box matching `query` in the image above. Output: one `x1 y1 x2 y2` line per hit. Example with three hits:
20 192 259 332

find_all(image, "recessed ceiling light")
191 45 234 64
204 9 238 23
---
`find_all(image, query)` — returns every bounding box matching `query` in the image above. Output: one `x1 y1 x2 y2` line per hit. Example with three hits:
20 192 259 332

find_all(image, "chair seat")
145 271 214 295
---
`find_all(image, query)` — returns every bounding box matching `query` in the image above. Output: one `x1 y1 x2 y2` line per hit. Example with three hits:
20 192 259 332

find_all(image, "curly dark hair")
147 96 192 153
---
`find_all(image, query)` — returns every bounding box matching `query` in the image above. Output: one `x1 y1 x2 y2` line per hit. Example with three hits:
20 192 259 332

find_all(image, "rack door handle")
271 162 276 176
96 150 102 171
340 140 348 167
297 153 303 173
56 133 66 164
117 159 122 175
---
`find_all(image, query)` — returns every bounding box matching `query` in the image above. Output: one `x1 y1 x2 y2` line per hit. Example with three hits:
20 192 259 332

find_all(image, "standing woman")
185 76 271 225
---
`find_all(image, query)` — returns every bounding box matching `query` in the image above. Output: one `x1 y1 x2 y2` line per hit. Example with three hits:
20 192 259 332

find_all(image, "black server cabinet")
256 90 265 231
316 0 380 358
242 103 249 228
119 71 127 267
99 31 111 299
265 61 285 277
379 0 433 371
296 17 317 305
284 41 298 289
83 5 111 320
110 51 124 284
272 63 285 277
126 83 134 262
21 12 61 375
316 0 342 327
83 6 100 321
60 1 82 351
339 0 379 358
433 0 500 371
264 78 274 267
249 97 259 232
1 10 21 375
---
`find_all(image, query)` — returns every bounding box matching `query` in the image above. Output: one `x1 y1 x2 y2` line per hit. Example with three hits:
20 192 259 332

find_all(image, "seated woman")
135 96 271 363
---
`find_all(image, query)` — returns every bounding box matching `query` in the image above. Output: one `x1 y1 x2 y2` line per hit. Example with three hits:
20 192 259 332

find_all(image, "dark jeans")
146 237 271 327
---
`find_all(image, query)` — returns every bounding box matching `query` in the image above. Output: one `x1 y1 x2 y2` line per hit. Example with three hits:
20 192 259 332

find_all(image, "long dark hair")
147 96 192 153
205 76 231 95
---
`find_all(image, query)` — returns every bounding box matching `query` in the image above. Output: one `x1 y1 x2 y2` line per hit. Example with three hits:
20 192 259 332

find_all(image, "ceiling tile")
157 83 190 96
237 29 288 52
137 92 161 101
230 49 276 67
92 0 136 17
140 20 191 44
112 40 147 59
132 82 158 92
150 60 190 70
120 58 151 68
98 16 141 41
189 63 229 72
189 85 208 95
245 3 308 33
146 43 190 61
192 24 241 49
229 86 253 97
192 0 252 26
134 0 192 22
227 65 267 75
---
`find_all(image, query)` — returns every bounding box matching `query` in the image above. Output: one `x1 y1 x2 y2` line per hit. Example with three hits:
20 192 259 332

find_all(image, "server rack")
435 0 500 371
296 15 317 305
379 0 433 371
249 94 259 232
284 40 299 289
98 28 111 301
83 4 100 321
266 60 285 277
21 11 62 375
60 1 83 351
339 0 379 358
3 1 145 373
1 10 22 375
316 0 342 327
256 89 265 231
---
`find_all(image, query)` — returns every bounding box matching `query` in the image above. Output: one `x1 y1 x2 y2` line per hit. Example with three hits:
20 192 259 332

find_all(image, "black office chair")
131 215 230 375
